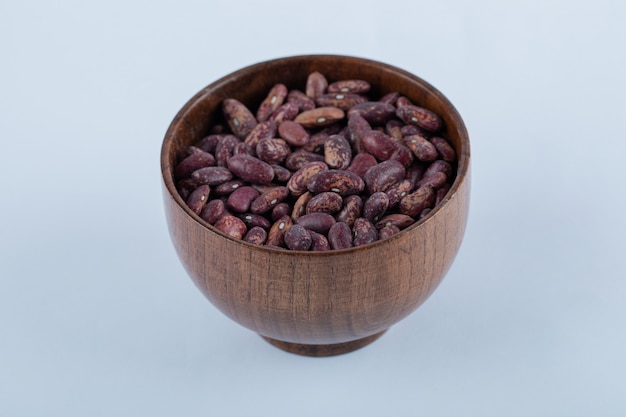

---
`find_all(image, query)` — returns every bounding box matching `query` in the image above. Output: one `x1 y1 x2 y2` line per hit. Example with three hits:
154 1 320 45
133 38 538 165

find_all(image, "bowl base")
261 330 387 357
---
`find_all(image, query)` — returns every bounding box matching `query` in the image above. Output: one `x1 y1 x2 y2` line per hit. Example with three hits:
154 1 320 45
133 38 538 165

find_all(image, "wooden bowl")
161 55 470 356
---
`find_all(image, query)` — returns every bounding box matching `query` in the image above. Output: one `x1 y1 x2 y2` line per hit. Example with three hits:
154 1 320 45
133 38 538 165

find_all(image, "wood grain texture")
161 55 471 355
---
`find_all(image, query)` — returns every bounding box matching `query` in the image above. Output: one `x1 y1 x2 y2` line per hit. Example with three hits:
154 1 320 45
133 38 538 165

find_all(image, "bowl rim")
161 53 470 255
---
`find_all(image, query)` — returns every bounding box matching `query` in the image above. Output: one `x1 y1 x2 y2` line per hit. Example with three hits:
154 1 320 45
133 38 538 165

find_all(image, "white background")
2 1 625 416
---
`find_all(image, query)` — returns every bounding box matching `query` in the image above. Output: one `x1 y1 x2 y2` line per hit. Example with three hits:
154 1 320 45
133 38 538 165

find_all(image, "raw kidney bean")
352 218 378 246
431 136 456 162
266 215 293 247
175 70 458 250
239 213 271 230
212 179 246 196
375 214 415 230
195 134 222 153
334 194 363 227
244 120 276 148
287 161 329 197
175 150 215 179
294 107 345 128
278 120 310 147
361 130 399 161
363 192 390 223
271 202 291 221
378 224 400 239
232 141 255 157
291 191 313 221
256 138 290 165
226 186 260 213
363 160 405 194
222 99 257 139
385 179 414 207
347 153 378 178
388 143 414 167
399 186 435 217
306 192 343 214
305 71 328 99
284 224 313 251
215 135 241 167
328 222 353 250
227 154 274 185
268 101 299 125
306 169 365 196
347 112 372 153
327 79 371 94
256 83 288 122
271 164 292 183
191 166 233 186
396 104 443 132
296 212 336 234
316 93 367 111
385 119 404 142
250 186 289 214
417 171 447 189
214 214 247 239
285 150 325 171
243 226 268 245
309 230 330 251
200 199 227 225
287 89 316 111
423 160 453 180
404 134 438 162
347 101 396 125
324 134 352 170
186 184 211 214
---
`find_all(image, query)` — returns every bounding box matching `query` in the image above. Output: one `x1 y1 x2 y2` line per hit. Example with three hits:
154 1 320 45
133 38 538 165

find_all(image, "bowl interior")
162 55 469 227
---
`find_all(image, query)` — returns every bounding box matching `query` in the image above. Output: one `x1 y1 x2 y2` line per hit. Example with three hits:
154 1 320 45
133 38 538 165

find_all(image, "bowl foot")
261 330 387 357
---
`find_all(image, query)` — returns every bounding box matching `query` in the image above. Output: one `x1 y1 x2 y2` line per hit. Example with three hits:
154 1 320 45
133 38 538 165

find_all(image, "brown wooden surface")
161 55 471 355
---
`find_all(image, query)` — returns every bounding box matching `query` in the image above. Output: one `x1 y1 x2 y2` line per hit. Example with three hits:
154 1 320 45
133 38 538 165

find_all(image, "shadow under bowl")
161 55 471 356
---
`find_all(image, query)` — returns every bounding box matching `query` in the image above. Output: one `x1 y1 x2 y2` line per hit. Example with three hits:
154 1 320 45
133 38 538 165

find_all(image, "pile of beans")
174 72 457 251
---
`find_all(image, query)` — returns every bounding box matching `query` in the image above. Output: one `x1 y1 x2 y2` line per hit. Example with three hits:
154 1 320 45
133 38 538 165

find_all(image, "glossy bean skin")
334 195 363 227
256 83 288 122
363 160 405 194
307 169 364 196
222 99 257 139
284 224 313 251
191 166 233 186
352 218 378 246
328 222 353 250
227 154 274 185
396 104 443 132
226 186 260 213
296 212 336 234
278 120 310 147
266 215 293 248
250 186 290 214
362 192 390 223
186 184 211 214
306 192 343 214
200 199 228 225
239 213 272 230
324 134 352 170
399 186 435 217
287 161 328 197
243 226 268 245
175 150 215 179
214 214 247 239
